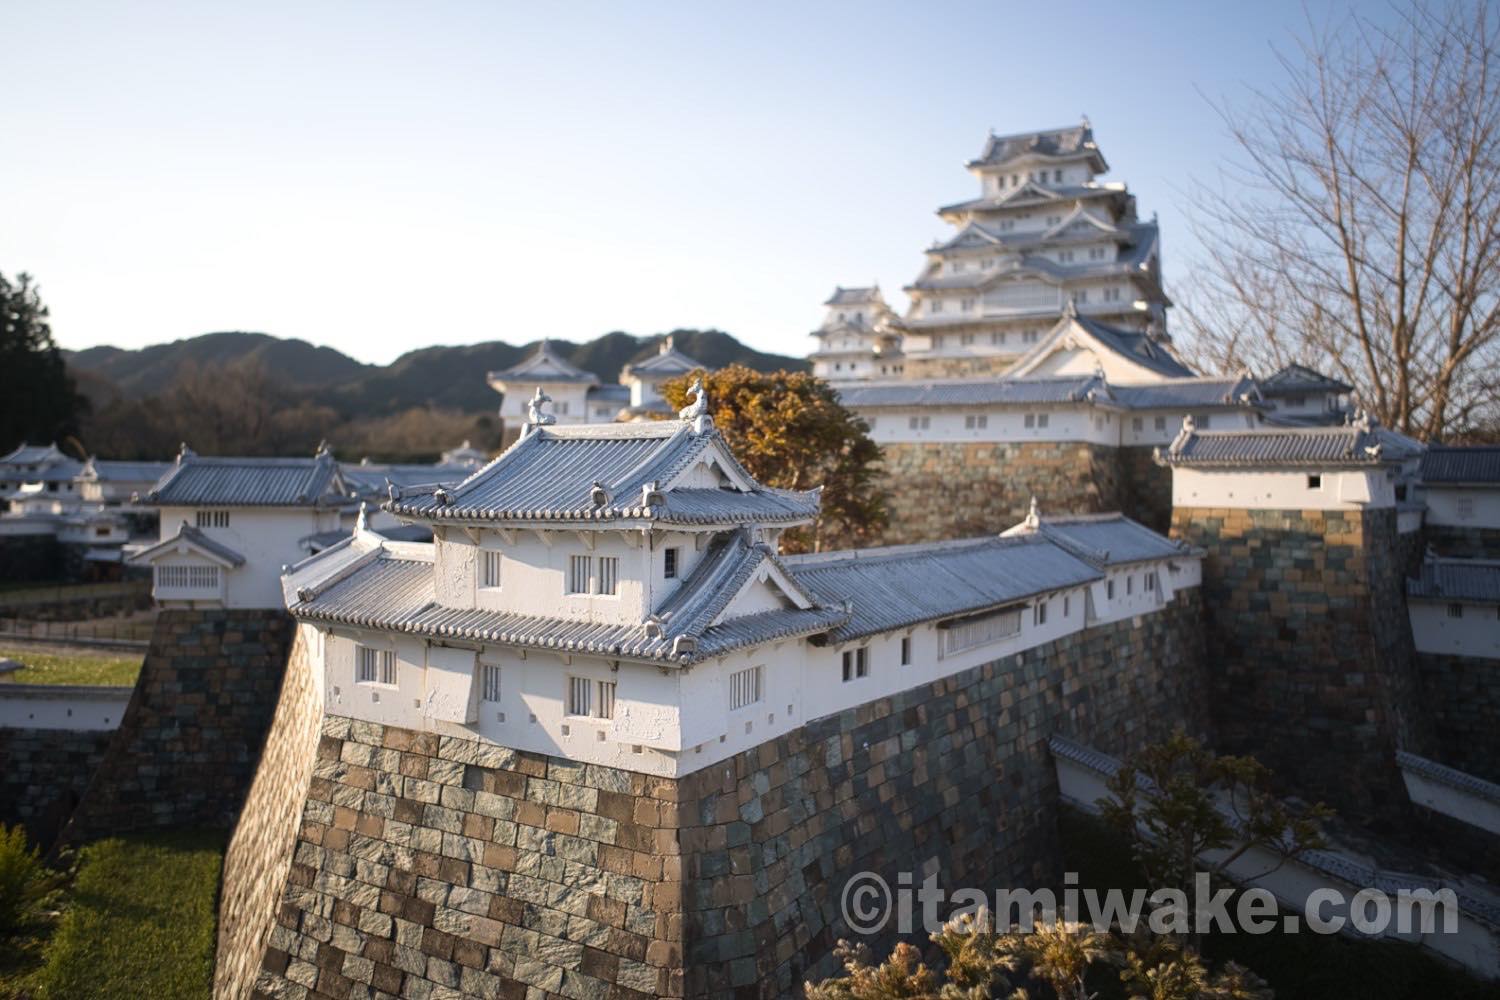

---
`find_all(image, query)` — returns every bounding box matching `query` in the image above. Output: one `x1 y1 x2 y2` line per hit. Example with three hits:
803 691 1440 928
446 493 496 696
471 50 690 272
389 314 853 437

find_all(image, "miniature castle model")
807 286 904 381
813 122 1171 381
279 389 1200 780
487 337 710 430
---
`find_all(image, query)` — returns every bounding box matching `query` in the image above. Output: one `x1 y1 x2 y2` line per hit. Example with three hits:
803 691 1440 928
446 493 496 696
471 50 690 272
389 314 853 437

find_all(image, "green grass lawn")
0 647 142 686
12 828 226 1000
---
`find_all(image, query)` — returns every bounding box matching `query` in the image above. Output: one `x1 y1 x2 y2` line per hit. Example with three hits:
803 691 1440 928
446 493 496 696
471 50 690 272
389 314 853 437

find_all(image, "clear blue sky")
1 1 1392 365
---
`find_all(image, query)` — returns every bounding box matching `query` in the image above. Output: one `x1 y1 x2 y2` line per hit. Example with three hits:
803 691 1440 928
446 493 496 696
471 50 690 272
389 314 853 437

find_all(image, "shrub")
0 823 59 936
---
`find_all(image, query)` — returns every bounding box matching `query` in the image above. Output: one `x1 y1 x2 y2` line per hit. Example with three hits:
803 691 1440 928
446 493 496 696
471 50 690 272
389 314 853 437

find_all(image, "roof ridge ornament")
526 387 556 431
1025 496 1041 529
1169 415 1195 456
315 440 333 459
590 481 610 509
661 334 674 355
678 377 712 433
355 501 369 534
640 481 665 508
177 442 195 463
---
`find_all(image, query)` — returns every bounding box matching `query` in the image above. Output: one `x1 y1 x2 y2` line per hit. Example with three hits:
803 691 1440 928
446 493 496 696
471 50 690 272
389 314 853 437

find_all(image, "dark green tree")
0 271 87 454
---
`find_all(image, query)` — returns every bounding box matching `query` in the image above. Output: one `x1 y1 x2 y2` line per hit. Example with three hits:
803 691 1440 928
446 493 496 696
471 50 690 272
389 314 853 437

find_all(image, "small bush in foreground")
0 824 60 937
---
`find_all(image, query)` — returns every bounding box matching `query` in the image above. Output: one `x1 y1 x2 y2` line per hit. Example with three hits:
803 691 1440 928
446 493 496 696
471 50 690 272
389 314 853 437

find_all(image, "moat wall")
62 608 295 841
242 591 1207 999
1417 652 1500 785
0 727 112 846
1171 506 1428 823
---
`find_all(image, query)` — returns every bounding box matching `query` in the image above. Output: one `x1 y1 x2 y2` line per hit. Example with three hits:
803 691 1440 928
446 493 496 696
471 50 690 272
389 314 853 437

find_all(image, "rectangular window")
1132 417 1143 431
567 677 616 718
357 646 395 686
155 564 219 590
596 557 619 595
1034 601 1048 626
1456 497 1475 520
567 555 591 594
900 636 911 665
664 547 679 579
1024 414 1036 429
1063 595 1071 616
990 332 1005 345
1448 603 1464 619
1107 579 1116 599
567 675 591 716
1126 575 1134 595
841 647 869 682
1154 416 1167 431
1037 413 1050 428
940 608 1021 656
1307 475 1322 490
195 510 230 528
480 549 502 589
959 332 975 345
480 663 502 702
960 298 975 312
930 300 944 314
729 665 763 710
964 414 988 429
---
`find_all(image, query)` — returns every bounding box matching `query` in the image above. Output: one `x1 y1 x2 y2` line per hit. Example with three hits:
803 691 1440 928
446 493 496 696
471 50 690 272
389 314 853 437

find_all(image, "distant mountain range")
65 329 806 417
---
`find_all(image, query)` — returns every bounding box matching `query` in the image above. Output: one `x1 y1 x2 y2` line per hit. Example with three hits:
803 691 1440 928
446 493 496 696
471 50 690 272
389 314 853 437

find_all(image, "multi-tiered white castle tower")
815 121 1172 380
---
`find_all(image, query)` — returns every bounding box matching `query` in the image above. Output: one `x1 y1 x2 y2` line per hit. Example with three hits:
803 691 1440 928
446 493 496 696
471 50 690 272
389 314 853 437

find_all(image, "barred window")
480 549 502 589
596 557 619 595
729 665 762 710
567 555 591 594
1034 601 1048 626
940 608 1021 657
357 646 395 685
900 636 911 665
664 547 679 579
567 677 615 718
1448 604 1464 619
480 663 502 702
155 564 218 590
195 510 230 528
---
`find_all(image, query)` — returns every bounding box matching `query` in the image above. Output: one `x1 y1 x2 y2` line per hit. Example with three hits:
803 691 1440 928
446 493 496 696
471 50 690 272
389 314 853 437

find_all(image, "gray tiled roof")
341 463 476 493
1111 378 1259 410
1259 363 1352 395
836 376 1109 408
621 348 704 378
0 443 66 466
937 185 1124 217
1421 446 1500 485
131 522 247 567
146 452 347 507
1024 514 1191 567
1071 315 1193 379
1407 559 1500 603
1159 425 1404 468
487 341 598 385
786 534 1101 644
824 286 882 306
1396 751 1500 805
78 459 173 483
290 531 847 665
967 125 1101 168
384 421 820 526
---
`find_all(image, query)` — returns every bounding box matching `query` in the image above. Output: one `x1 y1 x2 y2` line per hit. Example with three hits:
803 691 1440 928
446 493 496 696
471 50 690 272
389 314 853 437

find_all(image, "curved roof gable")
384 420 819 527
487 340 598 385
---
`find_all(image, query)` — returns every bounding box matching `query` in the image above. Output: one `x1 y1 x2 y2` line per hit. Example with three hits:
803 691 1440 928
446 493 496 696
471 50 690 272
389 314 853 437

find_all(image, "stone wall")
1118 446 1173 534
1170 506 1427 823
244 591 1206 999
0 727 112 847
902 355 1016 379
62 609 295 841
876 441 1124 544
217 627 326 1000
1417 652 1500 784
